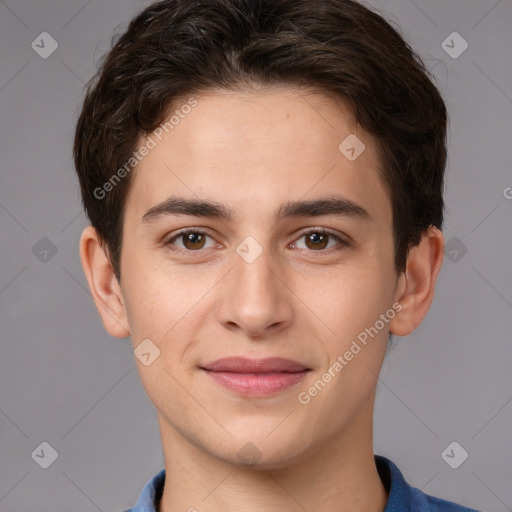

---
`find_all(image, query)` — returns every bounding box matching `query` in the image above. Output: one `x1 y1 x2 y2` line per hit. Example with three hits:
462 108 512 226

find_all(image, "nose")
215 242 294 338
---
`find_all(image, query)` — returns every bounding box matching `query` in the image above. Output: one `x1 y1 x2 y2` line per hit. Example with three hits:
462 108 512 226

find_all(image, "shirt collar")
129 454 466 512
130 467 165 512
375 454 415 510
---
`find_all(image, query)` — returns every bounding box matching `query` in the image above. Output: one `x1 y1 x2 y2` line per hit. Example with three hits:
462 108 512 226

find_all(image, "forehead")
124 86 390 227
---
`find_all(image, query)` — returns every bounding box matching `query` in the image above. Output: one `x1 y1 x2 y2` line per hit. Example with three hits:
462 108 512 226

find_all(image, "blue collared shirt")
123 454 480 512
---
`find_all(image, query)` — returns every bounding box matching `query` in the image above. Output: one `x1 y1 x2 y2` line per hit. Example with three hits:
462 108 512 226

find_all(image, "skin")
80 85 444 512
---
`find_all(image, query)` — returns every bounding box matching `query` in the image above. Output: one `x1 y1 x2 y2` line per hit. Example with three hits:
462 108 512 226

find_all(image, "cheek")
297 262 392 339
123 257 214 347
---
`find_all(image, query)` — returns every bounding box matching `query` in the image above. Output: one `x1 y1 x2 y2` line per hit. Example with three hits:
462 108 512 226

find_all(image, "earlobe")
79 226 131 338
389 226 444 337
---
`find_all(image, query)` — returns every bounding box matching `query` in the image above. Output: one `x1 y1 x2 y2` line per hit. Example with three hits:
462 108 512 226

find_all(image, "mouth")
200 356 310 373
200 357 311 396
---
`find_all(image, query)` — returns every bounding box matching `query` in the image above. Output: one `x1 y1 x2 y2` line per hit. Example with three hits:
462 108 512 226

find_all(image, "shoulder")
120 467 166 512
410 487 481 512
375 455 481 512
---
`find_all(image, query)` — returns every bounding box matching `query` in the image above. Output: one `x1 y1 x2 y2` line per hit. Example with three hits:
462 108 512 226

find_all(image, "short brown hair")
74 0 447 282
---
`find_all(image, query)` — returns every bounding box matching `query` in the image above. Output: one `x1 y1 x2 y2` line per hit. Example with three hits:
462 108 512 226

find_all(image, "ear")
389 226 444 336
79 226 131 338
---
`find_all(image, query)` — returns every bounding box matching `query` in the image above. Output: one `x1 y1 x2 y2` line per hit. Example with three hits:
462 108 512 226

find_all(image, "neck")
156 397 389 512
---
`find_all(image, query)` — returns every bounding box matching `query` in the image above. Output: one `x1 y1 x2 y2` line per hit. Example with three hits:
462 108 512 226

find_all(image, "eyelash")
163 227 350 255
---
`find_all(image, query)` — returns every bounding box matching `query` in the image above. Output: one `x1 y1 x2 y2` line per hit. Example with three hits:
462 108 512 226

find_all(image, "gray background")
1 0 511 511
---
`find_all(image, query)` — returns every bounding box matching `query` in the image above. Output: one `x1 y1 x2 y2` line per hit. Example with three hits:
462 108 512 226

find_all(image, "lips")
200 357 309 373
200 357 310 396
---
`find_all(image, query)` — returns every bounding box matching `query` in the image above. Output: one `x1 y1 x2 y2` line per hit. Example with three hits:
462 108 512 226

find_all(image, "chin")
209 433 308 471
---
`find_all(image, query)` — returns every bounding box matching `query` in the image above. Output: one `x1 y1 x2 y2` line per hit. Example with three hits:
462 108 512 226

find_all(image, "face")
115 86 402 467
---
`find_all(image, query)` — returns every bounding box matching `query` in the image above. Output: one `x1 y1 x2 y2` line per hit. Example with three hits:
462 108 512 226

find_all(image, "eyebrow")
141 195 371 224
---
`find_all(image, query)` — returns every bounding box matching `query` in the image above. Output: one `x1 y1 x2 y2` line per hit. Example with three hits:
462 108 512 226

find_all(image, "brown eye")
181 232 206 250
304 232 329 250
292 229 349 252
165 229 216 252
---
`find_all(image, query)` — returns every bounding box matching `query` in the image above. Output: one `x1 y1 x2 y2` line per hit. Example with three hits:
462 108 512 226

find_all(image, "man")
74 0 480 510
